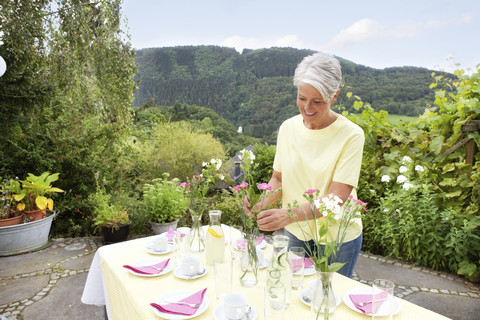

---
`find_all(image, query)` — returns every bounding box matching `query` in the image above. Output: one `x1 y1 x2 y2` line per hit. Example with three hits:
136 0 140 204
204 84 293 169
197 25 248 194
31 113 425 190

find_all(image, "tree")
0 0 137 235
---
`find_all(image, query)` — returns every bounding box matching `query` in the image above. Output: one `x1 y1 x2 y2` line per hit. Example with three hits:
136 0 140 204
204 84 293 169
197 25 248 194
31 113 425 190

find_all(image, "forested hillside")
133 46 451 141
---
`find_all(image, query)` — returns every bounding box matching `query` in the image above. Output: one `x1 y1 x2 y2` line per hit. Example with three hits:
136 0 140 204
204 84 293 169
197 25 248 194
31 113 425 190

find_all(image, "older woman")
253 52 365 278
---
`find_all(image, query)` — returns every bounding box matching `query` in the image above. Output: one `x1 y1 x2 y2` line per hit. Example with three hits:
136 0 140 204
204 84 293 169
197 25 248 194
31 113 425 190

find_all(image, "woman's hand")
256 208 292 231
243 196 254 218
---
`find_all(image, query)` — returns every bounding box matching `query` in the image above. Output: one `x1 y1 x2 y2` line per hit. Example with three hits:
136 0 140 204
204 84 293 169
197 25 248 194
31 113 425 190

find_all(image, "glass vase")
188 211 205 253
267 235 292 307
310 271 337 320
239 233 258 287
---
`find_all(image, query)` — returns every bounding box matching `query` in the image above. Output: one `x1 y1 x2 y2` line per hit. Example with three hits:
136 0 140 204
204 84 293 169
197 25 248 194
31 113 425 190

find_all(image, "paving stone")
0 275 49 306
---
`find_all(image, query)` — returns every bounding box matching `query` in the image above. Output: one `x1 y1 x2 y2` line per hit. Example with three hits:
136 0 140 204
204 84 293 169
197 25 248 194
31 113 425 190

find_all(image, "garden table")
82 231 451 320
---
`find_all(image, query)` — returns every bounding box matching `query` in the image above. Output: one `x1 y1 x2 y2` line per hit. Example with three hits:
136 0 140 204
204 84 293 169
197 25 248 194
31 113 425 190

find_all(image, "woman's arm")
256 181 353 231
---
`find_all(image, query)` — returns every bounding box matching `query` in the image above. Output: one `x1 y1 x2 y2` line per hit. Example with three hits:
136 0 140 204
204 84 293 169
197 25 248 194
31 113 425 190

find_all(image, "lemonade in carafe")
205 210 225 265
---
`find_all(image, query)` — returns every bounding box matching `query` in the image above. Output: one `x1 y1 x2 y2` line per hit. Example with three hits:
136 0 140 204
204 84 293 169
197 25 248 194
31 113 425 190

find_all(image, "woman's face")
296 84 338 130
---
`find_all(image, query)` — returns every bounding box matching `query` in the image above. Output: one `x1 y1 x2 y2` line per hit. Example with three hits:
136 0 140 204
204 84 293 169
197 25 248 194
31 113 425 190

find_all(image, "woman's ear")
330 89 340 104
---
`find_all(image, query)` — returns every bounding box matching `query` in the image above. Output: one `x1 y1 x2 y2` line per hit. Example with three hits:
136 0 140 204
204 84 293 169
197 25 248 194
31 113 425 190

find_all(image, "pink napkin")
304 257 314 268
349 289 389 314
123 259 170 275
166 228 175 242
150 288 207 316
256 235 265 245
234 235 265 250
291 258 304 273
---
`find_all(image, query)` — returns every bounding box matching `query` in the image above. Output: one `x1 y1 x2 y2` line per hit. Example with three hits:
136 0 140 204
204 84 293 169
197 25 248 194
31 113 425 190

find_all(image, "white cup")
181 256 200 276
223 293 248 320
152 236 168 252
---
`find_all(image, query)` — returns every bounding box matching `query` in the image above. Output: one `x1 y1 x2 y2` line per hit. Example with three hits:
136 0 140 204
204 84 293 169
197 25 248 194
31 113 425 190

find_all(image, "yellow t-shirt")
273 114 365 242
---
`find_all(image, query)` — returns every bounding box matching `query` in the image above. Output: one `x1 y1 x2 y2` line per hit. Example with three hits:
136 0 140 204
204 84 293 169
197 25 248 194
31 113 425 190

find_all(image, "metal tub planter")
0 211 56 256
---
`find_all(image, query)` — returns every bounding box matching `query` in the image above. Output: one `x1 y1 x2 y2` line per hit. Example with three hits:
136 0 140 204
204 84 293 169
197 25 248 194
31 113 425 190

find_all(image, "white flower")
396 175 408 184
399 166 408 173
401 156 412 164
215 159 222 170
202 162 208 167
239 149 255 163
313 199 321 209
402 182 414 190
381 175 391 182
220 174 225 181
333 195 343 204
415 165 424 172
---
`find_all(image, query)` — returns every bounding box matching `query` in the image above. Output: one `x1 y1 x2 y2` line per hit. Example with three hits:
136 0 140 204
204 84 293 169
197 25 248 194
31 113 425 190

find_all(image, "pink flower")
304 189 318 194
348 195 354 199
239 182 249 188
233 185 241 192
180 182 189 187
257 183 272 191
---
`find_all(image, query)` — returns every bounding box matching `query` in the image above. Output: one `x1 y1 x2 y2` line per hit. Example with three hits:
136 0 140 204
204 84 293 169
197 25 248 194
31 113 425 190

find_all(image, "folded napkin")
349 289 389 314
234 235 265 250
304 257 314 268
123 259 170 275
291 258 304 273
150 288 207 316
166 228 175 242
256 235 265 245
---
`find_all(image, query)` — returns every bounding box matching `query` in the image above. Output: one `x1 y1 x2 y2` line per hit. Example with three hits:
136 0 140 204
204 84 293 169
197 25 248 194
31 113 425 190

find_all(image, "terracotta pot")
24 210 46 222
0 215 24 227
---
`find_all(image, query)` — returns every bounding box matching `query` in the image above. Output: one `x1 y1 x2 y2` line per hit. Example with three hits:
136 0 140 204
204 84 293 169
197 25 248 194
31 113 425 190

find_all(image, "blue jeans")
284 229 362 278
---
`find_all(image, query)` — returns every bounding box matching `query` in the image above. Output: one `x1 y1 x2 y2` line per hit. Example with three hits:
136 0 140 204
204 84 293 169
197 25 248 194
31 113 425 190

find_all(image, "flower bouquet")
230 148 280 286
288 190 367 319
181 158 224 252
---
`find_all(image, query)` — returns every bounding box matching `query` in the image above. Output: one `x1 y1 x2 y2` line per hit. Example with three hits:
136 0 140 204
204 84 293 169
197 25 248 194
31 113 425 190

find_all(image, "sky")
122 0 479 74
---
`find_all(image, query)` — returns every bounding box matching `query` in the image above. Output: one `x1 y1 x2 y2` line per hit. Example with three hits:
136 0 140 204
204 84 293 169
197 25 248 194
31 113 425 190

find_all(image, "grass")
386 114 418 125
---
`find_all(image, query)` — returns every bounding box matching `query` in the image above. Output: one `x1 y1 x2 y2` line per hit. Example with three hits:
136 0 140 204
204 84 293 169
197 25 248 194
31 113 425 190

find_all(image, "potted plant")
90 186 130 244
15 172 64 221
142 173 187 234
0 178 25 227
0 173 61 256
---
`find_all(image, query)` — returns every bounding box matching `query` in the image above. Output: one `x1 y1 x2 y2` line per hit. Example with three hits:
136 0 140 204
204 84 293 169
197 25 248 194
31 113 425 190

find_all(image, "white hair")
293 52 342 102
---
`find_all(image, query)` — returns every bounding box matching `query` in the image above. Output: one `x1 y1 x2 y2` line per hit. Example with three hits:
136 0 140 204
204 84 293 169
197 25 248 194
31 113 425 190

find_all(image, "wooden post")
461 120 480 166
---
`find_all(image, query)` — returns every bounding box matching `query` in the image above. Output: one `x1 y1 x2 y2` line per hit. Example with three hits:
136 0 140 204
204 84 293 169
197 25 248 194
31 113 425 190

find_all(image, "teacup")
181 256 200 276
152 236 168 252
223 292 248 320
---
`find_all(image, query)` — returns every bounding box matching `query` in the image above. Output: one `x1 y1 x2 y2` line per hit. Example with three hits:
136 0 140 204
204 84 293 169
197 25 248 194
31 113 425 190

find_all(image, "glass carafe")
267 235 292 307
205 210 225 265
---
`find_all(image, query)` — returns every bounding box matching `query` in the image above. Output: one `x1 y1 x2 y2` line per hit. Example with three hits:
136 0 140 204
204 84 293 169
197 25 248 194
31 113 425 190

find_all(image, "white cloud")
322 19 383 50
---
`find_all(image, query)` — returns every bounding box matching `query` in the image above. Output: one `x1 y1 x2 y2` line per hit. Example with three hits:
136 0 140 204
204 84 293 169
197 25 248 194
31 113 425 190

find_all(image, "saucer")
174 266 208 280
145 243 176 255
304 265 316 276
152 290 209 319
213 304 257 320
300 288 341 309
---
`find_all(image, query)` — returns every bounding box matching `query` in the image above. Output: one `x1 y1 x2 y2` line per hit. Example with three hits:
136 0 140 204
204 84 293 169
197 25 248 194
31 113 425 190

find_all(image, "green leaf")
327 262 345 273
458 261 477 277
430 136 444 153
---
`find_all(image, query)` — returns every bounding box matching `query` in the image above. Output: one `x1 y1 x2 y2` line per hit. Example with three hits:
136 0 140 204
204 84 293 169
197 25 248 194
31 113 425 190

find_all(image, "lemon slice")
208 227 222 238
